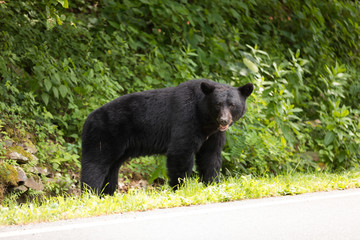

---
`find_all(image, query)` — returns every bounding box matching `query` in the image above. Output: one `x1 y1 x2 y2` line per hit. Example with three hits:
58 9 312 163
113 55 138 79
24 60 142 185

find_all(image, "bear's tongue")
219 125 229 131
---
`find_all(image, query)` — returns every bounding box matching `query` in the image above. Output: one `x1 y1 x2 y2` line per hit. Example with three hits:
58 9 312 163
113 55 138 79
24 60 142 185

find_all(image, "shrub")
0 0 359 195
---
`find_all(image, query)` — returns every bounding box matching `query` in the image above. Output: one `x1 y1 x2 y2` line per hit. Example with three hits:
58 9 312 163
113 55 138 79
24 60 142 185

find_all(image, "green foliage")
312 100 360 169
148 156 168 185
224 47 316 175
0 0 359 197
224 44 359 175
44 173 77 196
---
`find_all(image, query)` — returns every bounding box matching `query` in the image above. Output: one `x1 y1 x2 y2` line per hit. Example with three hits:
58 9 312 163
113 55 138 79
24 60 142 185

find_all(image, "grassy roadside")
1 171 360 225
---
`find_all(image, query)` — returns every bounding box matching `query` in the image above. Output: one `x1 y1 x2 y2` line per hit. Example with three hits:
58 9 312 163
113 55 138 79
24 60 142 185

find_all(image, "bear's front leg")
196 131 226 185
166 135 203 189
166 150 195 189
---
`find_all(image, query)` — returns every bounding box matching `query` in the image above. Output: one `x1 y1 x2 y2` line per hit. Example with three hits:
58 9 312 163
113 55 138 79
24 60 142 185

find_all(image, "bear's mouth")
219 124 230 132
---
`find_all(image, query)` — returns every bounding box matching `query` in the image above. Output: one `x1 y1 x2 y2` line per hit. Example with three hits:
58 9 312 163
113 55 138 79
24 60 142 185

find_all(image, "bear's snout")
220 116 230 126
218 109 233 131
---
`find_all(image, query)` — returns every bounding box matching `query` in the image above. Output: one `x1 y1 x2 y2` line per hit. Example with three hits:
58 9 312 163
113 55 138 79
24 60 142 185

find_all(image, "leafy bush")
0 0 359 198
225 43 359 173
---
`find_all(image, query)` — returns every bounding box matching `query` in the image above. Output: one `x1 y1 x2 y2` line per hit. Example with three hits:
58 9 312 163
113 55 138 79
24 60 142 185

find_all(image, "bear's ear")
201 82 215 95
238 83 254 98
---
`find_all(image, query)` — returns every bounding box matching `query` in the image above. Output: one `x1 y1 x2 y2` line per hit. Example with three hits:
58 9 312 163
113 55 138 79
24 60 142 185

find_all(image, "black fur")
81 79 253 194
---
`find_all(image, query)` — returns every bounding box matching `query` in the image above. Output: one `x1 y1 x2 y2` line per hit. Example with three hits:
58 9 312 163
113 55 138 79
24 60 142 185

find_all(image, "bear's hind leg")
81 136 127 195
80 162 109 195
101 159 126 195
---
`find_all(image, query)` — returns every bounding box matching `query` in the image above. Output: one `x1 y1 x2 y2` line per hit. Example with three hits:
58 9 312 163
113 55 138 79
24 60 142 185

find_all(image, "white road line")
1 189 360 238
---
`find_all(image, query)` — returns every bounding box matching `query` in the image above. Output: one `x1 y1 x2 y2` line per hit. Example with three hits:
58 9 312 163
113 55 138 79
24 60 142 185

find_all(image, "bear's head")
201 81 254 131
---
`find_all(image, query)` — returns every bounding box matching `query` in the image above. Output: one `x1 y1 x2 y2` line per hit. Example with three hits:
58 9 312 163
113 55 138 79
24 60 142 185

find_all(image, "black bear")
81 79 253 195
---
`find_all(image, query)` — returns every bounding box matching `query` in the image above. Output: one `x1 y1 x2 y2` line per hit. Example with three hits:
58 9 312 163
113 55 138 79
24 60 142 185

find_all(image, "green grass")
1 171 360 225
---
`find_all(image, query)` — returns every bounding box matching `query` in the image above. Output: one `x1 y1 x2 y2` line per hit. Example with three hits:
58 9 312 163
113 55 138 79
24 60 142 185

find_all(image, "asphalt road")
1 189 360 240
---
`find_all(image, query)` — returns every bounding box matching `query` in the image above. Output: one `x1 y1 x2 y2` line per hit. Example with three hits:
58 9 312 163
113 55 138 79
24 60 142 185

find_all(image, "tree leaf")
53 87 59 99
41 93 49 106
57 0 69 8
324 131 336 146
243 58 259 73
59 85 68 98
279 123 295 147
44 79 52 92
291 108 303 113
341 109 349 117
338 151 346 163
52 73 61 85
280 136 287 146
56 14 63 25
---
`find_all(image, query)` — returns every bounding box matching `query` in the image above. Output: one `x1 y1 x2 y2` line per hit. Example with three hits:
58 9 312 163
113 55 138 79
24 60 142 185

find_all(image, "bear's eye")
229 103 235 109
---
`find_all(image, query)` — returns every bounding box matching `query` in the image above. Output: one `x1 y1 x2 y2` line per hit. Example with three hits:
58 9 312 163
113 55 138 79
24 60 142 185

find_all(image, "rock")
13 185 28 192
30 154 39 161
15 166 27 184
24 177 44 191
132 172 143 181
17 143 25 149
54 173 62 178
0 163 19 186
9 152 29 164
30 167 50 177
129 180 149 189
24 140 37 154
117 181 128 193
4 139 14 147
139 180 149 188
118 181 126 189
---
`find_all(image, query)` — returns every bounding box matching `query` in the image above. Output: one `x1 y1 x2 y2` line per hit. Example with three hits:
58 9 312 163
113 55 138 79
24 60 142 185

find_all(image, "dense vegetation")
0 0 359 201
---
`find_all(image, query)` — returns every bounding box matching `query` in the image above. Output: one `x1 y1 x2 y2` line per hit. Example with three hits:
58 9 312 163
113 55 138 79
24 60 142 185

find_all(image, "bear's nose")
220 117 229 126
